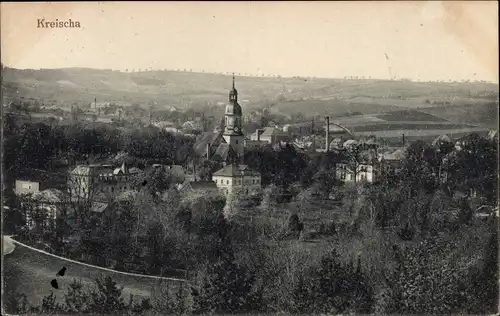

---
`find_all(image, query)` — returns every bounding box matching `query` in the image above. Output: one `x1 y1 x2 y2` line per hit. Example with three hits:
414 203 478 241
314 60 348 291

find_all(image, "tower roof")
226 73 242 116
230 73 237 95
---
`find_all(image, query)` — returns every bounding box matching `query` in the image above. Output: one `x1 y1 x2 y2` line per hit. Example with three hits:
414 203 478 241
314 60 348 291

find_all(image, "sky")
1 1 498 82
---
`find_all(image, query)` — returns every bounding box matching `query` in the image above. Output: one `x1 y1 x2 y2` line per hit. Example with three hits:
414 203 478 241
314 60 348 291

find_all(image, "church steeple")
229 73 238 104
223 74 244 161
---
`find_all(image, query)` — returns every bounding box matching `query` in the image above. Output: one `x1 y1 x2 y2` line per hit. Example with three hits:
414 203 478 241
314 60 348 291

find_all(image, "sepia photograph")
1 1 498 315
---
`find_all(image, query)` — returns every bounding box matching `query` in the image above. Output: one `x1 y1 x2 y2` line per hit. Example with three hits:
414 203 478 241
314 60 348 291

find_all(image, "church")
193 75 262 196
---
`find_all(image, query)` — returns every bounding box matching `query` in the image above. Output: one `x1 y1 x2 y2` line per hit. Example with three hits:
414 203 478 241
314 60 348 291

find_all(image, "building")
180 180 222 198
283 121 315 138
192 76 247 165
15 180 40 195
378 148 406 174
212 164 261 196
21 188 66 230
336 162 377 183
336 144 379 183
250 127 290 146
152 164 186 183
222 78 245 159
189 75 262 197
68 162 140 200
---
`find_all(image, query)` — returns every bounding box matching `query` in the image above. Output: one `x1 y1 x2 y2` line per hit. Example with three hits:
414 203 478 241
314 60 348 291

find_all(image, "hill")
3 238 187 308
2 67 498 123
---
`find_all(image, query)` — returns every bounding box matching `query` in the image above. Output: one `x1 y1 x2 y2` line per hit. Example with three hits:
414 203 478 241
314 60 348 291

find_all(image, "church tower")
223 74 245 160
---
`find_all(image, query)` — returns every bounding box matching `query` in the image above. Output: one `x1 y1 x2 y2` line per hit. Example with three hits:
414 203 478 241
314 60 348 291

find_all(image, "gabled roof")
70 165 93 176
379 148 406 161
212 143 237 162
260 127 287 138
343 139 358 146
330 138 343 145
213 164 260 177
91 202 108 213
32 189 66 203
193 131 224 156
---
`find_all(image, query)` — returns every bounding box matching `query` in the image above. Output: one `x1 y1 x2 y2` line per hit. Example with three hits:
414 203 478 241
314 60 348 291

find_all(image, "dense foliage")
3 118 498 315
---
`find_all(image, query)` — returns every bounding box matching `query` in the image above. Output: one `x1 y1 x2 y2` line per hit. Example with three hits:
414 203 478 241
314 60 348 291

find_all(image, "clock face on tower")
234 126 240 133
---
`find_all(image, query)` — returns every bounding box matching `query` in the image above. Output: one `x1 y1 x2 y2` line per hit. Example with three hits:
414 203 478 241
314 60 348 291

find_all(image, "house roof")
188 181 219 190
213 143 237 162
213 164 260 177
330 138 343 145
343 139 358 146
32 189 66 203
260 127 288 138
380 148 406 161
70 165 93 176
193 131 223 156
91 202 108 213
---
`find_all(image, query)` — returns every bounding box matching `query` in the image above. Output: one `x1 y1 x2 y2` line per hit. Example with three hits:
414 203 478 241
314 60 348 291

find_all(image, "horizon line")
3 65 497 84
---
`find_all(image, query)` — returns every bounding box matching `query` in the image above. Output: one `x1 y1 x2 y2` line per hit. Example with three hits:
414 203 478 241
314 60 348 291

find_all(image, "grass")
3 241 185 307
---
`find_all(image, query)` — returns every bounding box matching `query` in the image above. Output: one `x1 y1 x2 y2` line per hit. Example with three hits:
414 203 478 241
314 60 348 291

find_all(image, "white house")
15 180 40 195
336 163 376 183
212 164 261 196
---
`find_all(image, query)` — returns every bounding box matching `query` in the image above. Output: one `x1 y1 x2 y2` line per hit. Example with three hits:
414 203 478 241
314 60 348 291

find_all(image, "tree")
132 167 174 199
193 252 255 314
40 291 62 314
64 279 90 313
260 184 283 209
464 229 499 313
292 250 374 314
287 213 304 239
4 291 30 314
386 239 466 314
89 275 126 314
339 144 372 184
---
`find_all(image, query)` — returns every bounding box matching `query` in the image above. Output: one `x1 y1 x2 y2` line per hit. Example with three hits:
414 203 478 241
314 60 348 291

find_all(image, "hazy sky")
1 1 498 82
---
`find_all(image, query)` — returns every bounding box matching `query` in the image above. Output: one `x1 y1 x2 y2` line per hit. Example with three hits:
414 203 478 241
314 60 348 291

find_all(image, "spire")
229 73 238 104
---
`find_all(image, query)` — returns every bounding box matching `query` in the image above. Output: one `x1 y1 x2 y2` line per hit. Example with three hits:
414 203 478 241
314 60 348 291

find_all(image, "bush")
89 275 126 314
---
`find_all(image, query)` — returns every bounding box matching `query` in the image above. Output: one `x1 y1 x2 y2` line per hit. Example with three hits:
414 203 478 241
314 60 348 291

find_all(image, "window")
226 180 229 185
235 140 238 144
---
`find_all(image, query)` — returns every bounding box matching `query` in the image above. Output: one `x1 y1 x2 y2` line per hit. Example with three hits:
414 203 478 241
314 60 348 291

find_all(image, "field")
3 67 497 143
3 239 187 308
328 108 496 141
2 67 498 115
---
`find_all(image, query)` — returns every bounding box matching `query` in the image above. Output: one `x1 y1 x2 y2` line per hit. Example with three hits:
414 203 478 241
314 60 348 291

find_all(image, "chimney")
206 143 211 159
325 116 330 152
